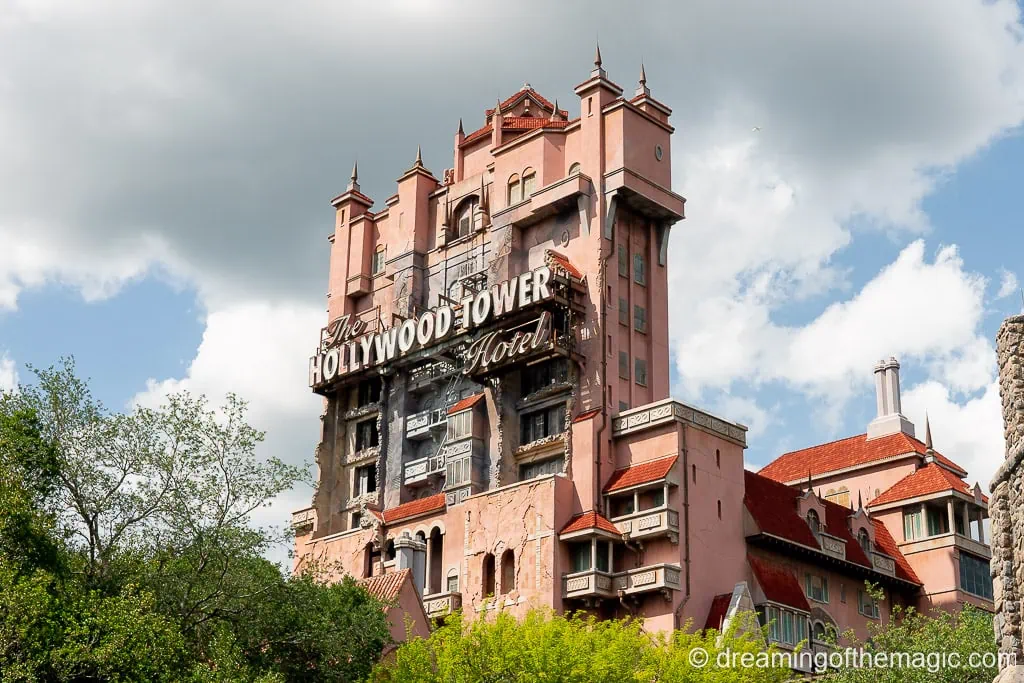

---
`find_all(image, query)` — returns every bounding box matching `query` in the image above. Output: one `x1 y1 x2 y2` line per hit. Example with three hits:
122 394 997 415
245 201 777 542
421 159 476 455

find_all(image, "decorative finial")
415 145 422 165
550 98 560 121
595 41 602 68
457 118 464 135
347 161 360 192
806 469 813 492
925 413 934 454
858 490 863 510
635 61 651 98
639 62 647 86
494 97 502 119
521 82 531 91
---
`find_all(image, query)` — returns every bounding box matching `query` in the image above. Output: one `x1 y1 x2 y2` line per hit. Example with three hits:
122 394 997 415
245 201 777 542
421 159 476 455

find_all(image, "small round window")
654 144 664 161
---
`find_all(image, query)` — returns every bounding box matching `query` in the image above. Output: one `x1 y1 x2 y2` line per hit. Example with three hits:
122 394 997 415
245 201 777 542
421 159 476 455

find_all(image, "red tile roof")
359 568 412 603
743 470 920 585
747 554 811 612
869 463 984 506
546 250 584 280
560 511 621 535
447 392 484 415
759 432 967 483
871 519 921 583
486 88 566 118
572 408 601 423
382 493 446 524
603 456 678 493
704 593 733 631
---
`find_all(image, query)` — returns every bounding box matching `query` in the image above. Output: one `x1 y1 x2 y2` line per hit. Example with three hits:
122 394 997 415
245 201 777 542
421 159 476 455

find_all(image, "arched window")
500 549 515 595
858 528 871 555
568 162 581 176
522 167 536 198
384 539 396 562
507 174 522 205
482 553 496 597
807 509 821 539
454 196 478 239
812 621 826 642
372 246 386 275
362 542 379 578
446 568 459 593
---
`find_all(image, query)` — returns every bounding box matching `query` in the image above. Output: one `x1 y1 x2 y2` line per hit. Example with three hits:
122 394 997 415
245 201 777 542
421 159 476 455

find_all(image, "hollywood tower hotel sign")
292 55 759 635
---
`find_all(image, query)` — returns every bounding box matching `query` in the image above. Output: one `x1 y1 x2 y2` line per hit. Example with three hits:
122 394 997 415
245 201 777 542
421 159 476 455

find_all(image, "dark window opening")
521 359 569 395
355 418 379 451
520 403 566 444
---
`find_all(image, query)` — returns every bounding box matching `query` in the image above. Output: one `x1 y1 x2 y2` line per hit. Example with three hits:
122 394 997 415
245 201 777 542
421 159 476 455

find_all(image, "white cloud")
902 380 1004 489
0 353 17 392
997 268 1019 300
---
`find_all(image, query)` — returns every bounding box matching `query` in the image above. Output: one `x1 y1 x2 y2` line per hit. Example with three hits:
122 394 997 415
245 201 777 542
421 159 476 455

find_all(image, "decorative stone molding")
342 402 380 422
612 398 747 447
819 532 847 561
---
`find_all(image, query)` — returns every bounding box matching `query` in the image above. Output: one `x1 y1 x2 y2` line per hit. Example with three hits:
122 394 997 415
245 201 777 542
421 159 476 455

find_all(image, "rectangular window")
634 359 648 387
520 403 566 444
618 245 628 278
618 351 630 380
355 464 377 496
954 503 966 536
796 616 807 643
767 606 780 642
351 512 362 529
618 401 629 413
522 173 536 198
651 488 665 507
610 495 635 518
595 540 610 572
447 410 473 440
926 505 949 536
840 583 847 603
569 542 591 572
372 248 386 275
903 508 924 541
633 305 647 334
446 574 459 593
805 573 829 603
519 455 564 481
445 457 471 487
521 359 568 395
357 379 381 407
960 553 994 599
633 253 646 285
355 419 379 451
618 297 629 325
858 589 880 619
781 610 794 644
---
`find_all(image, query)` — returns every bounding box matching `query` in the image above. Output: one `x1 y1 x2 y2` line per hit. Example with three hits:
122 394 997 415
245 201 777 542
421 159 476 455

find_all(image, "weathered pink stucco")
291 56 991 662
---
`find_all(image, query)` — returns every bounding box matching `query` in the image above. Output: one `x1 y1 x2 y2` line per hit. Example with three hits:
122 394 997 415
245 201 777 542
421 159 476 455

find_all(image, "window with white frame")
454 197 478 239
522 168 536 198
519 455 563 481
447 410 472 440
355 464 376 496
903 508 924 541
372 246 386 275
858 589 880 618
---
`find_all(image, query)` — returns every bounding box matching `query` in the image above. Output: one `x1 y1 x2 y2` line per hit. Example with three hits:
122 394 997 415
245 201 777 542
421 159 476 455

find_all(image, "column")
425 538 433 595
947 499 955 535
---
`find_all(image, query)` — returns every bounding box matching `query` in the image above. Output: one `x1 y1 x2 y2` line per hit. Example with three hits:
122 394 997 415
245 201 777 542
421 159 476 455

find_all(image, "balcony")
291 507 316 532
614 508 679 544
870 550 896 577
406 408 447 440
409 359 460 390
562 569 616 600
423 591 462 619
403 454 445 486
612 563 683 597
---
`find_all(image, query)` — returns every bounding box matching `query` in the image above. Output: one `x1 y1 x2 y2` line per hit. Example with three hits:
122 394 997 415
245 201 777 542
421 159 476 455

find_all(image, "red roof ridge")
747 554 811 612
382 493 446 524
359 568 412 603
868 462 982 507
546 250 584 280
560 510 621 535
603 455 678 493
572 408 601 423
448 392 484 415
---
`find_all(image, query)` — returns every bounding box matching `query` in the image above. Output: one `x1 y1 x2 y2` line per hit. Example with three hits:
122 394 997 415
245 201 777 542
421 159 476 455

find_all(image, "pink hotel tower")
293 54 992 659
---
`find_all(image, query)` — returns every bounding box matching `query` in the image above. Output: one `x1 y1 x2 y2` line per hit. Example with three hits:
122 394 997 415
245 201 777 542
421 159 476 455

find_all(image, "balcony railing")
818 532 846 561
291 507 316 531
409 360 459 387
562 563 683 601
614 508 679 544
612 563 683 596
406 408 447 440
562 569 616 600
404 454 445 486
870 550 896 577
424 591 462 618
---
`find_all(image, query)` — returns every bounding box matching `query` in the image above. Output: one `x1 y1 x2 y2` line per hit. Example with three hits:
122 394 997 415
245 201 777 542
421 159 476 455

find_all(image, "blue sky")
1 0 1022 538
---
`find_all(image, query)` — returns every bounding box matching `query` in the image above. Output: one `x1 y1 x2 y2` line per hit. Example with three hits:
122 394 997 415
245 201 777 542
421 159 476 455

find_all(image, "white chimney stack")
867 357 916 440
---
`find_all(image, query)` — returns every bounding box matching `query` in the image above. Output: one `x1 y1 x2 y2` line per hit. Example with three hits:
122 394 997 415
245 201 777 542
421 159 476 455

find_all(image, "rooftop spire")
550 98 560 121
347 161 360 192
635 61 651 98
457 118 464 135
415 145 423 165
925 413 934 455
858 490 864 510
595 41 602 68
806 468 812 492
591 40 607 79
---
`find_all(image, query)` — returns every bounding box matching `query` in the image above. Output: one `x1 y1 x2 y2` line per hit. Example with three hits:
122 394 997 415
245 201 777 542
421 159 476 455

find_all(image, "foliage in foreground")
823 593 998 683
371 608 793 683
0 358 391 682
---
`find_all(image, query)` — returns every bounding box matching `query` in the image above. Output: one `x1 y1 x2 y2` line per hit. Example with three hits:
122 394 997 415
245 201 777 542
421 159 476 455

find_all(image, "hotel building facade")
292 55 992 656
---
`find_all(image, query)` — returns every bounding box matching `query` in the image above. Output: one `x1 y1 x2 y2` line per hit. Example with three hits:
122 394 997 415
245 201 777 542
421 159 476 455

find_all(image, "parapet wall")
992 315 1024 682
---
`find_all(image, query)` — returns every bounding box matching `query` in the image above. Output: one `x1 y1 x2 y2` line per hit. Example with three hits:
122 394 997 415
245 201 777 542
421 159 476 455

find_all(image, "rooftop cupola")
867 357 916 440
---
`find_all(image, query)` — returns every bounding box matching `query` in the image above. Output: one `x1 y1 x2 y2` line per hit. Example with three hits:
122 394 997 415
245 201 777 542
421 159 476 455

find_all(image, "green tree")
372 608 791 683
823 586 998 683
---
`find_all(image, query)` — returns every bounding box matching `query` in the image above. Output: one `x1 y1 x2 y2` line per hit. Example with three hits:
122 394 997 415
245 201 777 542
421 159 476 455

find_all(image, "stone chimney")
991 315 1024 683
866 357 916 440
